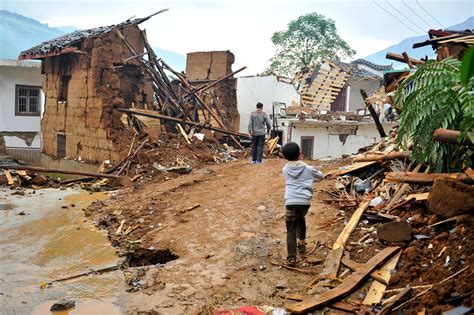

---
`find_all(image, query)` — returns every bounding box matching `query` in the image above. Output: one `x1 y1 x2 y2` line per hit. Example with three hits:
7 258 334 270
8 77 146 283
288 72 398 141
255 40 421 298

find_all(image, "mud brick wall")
41 25 153 164
186 51 240 132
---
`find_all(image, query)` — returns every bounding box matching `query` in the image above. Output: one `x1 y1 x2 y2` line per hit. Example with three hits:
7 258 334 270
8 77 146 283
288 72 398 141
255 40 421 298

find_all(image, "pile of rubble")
280 131 473 314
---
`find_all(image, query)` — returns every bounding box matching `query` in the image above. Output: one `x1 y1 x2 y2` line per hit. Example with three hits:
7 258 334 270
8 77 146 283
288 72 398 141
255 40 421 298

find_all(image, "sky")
2 0 473 74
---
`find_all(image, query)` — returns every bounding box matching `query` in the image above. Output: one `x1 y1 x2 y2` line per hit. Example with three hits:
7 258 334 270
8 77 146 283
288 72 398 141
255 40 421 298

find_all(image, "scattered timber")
287 247 400 313
385 52 424 66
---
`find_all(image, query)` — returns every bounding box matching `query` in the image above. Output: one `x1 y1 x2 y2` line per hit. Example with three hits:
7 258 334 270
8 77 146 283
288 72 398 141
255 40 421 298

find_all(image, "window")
15 85 41 116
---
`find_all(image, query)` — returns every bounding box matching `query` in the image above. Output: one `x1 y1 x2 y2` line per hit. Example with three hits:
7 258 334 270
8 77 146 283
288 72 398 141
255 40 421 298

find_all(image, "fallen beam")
385 172 473 185
0 165 121 179
385 52 424 66
433 128 473 145
116 108 250 139
360 89 386 138
353 151 411 162
287 247 400 313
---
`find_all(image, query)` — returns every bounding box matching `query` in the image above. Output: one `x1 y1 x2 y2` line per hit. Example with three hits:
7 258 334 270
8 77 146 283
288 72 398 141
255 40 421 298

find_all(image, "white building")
236 75 300 133
280 119 397 160
0 59 43 162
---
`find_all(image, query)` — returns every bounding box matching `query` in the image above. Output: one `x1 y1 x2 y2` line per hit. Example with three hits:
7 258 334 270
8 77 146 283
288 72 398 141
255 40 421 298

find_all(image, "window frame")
15 84 42 117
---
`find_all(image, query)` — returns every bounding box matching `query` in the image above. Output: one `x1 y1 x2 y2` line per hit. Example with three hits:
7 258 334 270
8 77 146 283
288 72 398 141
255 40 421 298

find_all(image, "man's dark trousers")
252 135 265 162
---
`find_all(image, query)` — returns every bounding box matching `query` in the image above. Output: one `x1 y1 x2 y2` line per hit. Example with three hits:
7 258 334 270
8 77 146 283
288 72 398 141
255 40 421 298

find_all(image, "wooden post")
360 89 386 138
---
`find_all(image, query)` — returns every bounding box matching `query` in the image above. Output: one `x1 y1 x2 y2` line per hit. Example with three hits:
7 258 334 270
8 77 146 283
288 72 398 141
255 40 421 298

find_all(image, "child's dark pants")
285 204 310 259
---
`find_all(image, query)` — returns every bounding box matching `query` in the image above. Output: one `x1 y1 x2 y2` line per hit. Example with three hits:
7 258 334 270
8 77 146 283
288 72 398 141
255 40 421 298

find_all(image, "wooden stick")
1 165 120 179
361 89 386 138
353 151 410 162
433 128 473 145
380 286 412 314
117 108 250 139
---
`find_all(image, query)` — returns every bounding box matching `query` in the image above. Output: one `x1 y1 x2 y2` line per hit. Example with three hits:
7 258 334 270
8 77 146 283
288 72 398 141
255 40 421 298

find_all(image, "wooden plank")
362 251 402 305
341 256 388 285
333 197 371 250
3 170 14 185
287 247 400 313
322 248 344 278
280 294 360 312
405 192 429 201
385 172 472 185
384 164 422 210
177 123 191 144
326 161 378 178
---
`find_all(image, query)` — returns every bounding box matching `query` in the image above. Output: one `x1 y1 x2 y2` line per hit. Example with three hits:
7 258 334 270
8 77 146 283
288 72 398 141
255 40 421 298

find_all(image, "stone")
50 299 75 311
377 221 412 242
428 178 474 218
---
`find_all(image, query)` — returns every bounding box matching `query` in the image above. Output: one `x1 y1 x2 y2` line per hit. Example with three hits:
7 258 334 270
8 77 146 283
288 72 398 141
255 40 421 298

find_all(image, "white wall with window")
0 59 43 157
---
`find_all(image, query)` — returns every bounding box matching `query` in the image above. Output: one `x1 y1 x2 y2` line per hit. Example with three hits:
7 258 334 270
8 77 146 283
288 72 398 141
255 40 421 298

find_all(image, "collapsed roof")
18 10 167 60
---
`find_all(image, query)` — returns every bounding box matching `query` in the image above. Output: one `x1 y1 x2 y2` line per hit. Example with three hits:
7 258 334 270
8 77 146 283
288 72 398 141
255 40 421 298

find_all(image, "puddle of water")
0 188 123 314
32 298 120 315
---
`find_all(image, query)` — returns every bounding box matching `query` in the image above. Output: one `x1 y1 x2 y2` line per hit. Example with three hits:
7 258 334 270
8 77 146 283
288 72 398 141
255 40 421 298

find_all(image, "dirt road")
87 158 345 314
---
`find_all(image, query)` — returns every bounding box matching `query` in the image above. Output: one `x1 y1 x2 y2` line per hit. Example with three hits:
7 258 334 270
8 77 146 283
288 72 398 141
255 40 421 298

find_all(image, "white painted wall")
237 75 299 133
0 60 43 148
347 78 381 112
283 121 397 159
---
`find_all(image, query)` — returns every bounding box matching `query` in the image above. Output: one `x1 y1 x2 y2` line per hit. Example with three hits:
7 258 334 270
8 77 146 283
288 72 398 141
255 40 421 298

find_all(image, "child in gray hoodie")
282 142 324 266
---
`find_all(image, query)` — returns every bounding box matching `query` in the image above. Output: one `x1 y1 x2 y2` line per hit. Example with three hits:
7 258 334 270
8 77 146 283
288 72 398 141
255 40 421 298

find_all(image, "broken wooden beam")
0 165 121 179
116 108 250 139
385 172 473 185
333 196 371 250
433 128 473 145
385 52 424 66
360 89 386 138
380 286 412 314
287 247 400 313
353 151 411 162
340 256 388 285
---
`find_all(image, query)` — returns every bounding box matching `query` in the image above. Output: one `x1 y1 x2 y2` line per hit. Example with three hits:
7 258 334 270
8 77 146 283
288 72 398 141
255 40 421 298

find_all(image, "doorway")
301 136 314 160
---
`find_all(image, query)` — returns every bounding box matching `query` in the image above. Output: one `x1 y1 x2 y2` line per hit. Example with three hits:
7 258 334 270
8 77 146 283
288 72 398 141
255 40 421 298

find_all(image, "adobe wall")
41 25 153 164
186 51 240 132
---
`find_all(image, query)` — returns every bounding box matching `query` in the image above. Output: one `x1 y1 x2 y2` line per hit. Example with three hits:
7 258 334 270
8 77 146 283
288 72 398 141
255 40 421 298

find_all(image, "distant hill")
363 16 473 69
0 10 186 71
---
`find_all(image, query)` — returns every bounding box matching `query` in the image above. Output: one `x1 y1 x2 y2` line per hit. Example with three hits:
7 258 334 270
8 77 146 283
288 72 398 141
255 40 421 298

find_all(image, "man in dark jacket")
248 102 271 164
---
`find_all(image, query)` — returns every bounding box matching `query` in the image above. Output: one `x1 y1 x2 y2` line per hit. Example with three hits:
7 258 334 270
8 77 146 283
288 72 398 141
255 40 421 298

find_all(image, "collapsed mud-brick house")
0 59 43 162
18 16 156 164
185 51 240 134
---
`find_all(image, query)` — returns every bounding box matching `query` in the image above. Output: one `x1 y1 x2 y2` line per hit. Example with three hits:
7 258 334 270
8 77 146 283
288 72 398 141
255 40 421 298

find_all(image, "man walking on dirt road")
248 102 271 164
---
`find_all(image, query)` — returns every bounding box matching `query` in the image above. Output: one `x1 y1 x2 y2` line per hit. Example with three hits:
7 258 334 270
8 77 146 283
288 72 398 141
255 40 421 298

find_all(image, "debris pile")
278 132 473 313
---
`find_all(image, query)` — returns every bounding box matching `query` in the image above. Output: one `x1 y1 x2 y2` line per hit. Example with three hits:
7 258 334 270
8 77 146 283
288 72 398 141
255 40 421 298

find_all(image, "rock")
167 165 192 174
377 221 412 242
50 299 75 311
275 280 287 289
256 205 267 211
428 178 474 218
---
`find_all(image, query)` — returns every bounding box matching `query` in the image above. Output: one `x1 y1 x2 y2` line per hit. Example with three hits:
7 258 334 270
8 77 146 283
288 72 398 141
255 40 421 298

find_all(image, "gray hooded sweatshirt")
282 161 324 205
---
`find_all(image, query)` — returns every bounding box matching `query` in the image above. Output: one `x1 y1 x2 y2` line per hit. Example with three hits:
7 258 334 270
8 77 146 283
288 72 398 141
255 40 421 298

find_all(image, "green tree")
268 13 355 77
395 57 473 172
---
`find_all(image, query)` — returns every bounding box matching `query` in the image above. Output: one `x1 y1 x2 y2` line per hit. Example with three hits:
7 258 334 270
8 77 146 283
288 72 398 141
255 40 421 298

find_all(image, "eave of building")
0 59 41 68
18 47 78 60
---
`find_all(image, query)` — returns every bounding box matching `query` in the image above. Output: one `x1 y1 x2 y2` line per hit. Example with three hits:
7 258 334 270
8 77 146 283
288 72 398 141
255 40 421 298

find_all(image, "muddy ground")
85 157 473 314
86 158 348 314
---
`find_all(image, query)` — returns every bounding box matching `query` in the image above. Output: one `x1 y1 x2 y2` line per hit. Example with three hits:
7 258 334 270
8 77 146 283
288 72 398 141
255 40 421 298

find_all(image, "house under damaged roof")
18 13 159 164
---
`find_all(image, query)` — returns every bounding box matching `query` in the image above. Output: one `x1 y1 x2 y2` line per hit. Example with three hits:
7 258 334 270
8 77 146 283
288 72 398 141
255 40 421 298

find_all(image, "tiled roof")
19 10 166 60
351 59 393 71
